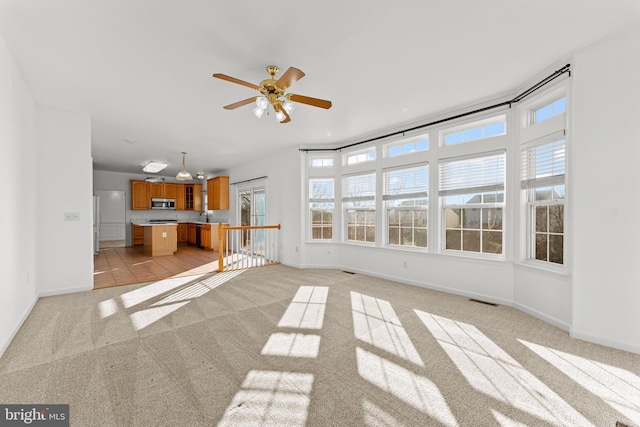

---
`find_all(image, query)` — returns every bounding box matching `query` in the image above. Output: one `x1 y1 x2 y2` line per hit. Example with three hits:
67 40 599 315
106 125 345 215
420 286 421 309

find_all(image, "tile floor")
93 244 220 289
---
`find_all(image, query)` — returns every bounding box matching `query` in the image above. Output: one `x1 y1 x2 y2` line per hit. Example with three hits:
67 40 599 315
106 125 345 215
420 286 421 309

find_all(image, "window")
533 97 566 124
310 157 334 168
440 152 505 254
309 179 334 240
342 172 376 243
443 116 506 146
522 135 565 264
344 148 376 166
383 164 428 247
386 138 429 157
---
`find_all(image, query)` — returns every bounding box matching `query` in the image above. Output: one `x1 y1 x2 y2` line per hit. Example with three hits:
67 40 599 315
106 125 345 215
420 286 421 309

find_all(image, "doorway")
238 185 266 254
95 189 126 249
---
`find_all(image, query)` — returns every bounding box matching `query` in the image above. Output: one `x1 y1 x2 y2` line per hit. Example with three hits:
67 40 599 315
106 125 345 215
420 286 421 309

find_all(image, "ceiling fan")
213 65 332 123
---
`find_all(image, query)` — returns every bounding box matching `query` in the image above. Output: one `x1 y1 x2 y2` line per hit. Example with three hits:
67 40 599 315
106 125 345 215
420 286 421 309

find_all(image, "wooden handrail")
222 225 281 231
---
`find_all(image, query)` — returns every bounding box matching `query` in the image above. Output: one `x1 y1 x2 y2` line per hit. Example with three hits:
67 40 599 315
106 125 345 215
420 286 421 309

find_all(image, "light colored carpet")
1 265 638 426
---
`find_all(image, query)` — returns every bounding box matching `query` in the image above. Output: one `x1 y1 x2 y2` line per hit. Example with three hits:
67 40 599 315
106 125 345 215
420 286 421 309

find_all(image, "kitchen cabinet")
149 182 163 198
131 180 150 210
132 224 144 245
149 182 177 199
175 185 185 210
183 184 202 211
143 224 177 256
202 224 212 249
164 183 177 199
207 176 229 210
177 223 188 243
201 223 228 251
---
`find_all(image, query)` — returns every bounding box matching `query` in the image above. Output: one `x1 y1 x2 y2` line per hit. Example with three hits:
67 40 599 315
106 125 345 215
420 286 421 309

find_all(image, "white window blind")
342 173 375 203
439 152 505 196
383 164 428 201
309 179 334 203
521 138 565 189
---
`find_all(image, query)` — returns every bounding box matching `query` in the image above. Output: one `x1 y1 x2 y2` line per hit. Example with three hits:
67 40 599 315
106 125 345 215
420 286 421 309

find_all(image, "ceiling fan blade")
287 94 332 109
223 97 258 110
213 73 262 91
275 67 305 91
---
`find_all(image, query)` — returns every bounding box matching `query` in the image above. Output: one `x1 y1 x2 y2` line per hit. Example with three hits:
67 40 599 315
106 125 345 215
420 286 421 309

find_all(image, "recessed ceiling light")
143 161 167 173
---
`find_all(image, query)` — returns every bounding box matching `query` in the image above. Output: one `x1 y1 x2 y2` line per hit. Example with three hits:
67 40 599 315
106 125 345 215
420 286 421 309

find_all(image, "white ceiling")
1 1 638 178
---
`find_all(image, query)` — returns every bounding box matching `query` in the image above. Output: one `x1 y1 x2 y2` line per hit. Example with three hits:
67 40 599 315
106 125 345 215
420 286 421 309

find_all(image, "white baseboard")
570 328 640 355
39 285 93 297
513 302 570 332
0 295 39 359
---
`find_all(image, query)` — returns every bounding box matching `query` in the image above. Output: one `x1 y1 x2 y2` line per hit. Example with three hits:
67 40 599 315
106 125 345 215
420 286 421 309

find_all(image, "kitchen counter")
143 224 177 256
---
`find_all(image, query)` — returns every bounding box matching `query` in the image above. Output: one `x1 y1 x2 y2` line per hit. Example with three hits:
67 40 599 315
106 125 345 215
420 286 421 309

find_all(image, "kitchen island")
142 223 178 256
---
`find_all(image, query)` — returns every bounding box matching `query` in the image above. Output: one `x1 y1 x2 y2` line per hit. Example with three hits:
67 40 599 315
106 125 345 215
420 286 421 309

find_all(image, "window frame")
308 178 335 241
439 150 506 259
383 163 429 249
342 171 377 245
521 134 567 266
517 80 570 274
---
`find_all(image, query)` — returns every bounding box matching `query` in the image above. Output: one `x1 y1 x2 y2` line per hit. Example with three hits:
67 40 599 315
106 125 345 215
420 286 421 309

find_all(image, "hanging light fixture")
176 152 193 181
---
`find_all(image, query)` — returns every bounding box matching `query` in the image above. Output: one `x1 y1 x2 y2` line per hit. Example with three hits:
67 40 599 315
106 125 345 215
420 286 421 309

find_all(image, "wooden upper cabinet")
193 184 203 211
149 182 177 199
175 185 185 210
207 176 229 210
131 180 150 210
180 184 202 211
149 182 162 198
164 183 177 199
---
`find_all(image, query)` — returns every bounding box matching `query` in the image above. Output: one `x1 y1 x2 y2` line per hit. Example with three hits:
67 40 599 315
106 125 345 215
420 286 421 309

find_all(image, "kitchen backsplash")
129 210 229 223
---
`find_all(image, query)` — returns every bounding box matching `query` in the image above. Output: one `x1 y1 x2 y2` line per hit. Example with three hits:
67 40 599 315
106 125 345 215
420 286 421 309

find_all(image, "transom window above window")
344 148 376 166
310 157 334 168
385 138 429 158
442 116 506 146
533 97 566 124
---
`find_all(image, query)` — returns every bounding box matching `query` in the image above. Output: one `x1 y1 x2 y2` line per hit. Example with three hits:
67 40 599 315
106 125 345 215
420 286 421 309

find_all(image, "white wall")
0 35 39 356
225 147 302 267
37 105 94 296
571 24 640 353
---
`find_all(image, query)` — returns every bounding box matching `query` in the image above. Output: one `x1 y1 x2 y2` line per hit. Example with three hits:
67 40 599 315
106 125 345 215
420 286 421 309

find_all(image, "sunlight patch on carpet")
356 347 458 426
520 339 640 424
416 310 594 426
218 370 313 427
351 291 424 366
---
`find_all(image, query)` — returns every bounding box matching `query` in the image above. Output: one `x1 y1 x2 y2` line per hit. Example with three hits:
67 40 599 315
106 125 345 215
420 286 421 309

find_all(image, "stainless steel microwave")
151 198 175 210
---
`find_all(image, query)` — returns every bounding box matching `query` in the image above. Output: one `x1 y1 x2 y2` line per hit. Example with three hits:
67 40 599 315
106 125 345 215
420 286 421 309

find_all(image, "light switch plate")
64 212 80 221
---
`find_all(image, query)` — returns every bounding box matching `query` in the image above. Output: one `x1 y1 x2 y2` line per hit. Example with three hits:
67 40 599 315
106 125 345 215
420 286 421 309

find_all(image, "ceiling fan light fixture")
253 106 265 118
196 172 205 180
142 161 167 173
274 109 286 122
283 100 295 114
176 151 193 181
255 96 268 110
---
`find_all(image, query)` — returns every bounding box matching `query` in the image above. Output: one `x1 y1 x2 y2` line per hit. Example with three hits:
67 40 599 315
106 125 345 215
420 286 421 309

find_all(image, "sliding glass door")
238 186 266 254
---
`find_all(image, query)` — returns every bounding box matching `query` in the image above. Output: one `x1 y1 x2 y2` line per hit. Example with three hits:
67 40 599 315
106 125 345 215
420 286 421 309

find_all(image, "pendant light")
176 151 193 181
